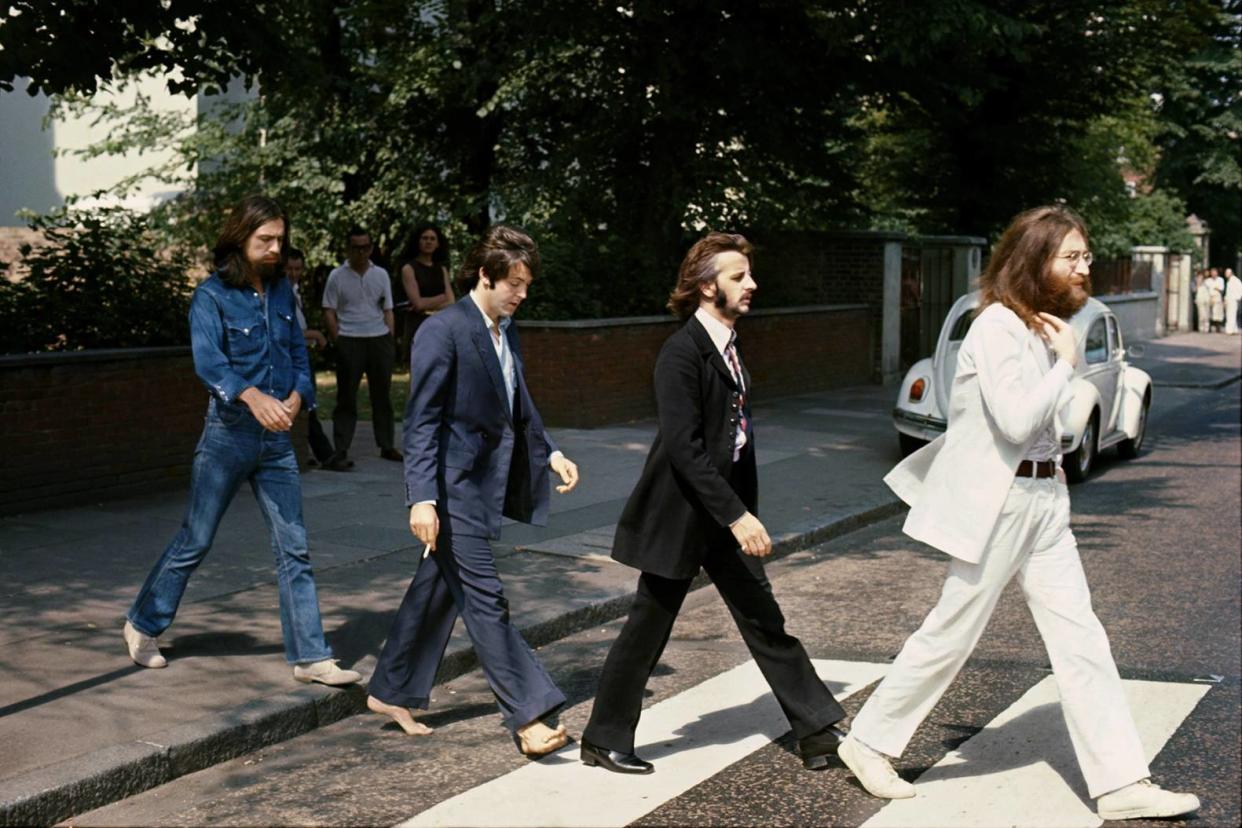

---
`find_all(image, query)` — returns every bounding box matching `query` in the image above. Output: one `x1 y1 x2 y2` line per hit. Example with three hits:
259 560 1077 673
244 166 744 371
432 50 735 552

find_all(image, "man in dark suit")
367 225 581 757
580 232 847 774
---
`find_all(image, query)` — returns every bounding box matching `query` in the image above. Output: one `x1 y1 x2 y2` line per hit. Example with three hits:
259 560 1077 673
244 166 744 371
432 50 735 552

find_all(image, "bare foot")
516 719 570 756
367 695 433 736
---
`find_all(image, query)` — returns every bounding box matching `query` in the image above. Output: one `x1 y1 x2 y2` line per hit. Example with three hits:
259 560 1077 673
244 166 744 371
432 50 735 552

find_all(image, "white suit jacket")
884 303 1074 563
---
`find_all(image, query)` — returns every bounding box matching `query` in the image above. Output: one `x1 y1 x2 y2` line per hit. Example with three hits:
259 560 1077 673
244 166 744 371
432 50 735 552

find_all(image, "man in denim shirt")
123 195 360 687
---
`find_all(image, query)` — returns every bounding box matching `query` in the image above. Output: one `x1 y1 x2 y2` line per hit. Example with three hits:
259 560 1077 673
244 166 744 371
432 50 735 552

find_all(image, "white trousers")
851 477 1149 798
1226 299 1239 334
1196 300 1210 332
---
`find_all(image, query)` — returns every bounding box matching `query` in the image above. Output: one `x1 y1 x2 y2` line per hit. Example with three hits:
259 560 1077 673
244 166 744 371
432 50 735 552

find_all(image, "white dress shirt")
694 307 748 458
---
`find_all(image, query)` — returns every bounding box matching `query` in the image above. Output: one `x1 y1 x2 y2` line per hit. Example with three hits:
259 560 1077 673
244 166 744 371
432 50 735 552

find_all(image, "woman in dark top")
399 223 456 362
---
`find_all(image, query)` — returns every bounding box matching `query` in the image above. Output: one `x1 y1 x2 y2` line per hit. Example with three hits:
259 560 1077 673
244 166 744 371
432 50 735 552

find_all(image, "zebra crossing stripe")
395 659 890 828
861 677 1210 828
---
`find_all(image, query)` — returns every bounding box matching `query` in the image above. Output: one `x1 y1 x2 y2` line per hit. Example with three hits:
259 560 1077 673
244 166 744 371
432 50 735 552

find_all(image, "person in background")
1207 267 1226 333
322 226 402 465
285 248 343 470
1194 271 1211 333
399 223 456 364
1224 267 1241 336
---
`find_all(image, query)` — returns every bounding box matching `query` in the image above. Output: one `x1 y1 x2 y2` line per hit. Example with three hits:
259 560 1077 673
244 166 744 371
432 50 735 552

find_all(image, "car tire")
898 432 927 457
1064 411 1098 484
1117 391 1150 459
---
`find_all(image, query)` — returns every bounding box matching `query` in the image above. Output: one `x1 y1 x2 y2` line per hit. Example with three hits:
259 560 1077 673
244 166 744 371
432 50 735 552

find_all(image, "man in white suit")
837 206 1200 821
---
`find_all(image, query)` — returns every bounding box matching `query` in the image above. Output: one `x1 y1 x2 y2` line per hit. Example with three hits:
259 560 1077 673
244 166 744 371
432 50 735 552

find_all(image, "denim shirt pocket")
225 317 267 358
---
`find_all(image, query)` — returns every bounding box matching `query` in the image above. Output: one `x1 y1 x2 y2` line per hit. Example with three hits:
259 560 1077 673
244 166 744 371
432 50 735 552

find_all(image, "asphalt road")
68 376 1241 828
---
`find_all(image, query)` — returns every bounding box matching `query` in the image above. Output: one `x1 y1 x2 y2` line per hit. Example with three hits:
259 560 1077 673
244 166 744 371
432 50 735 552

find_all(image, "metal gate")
900 243 959 370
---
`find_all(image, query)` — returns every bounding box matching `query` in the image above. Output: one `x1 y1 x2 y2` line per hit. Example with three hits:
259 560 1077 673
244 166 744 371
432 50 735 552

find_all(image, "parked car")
893 292 1152 483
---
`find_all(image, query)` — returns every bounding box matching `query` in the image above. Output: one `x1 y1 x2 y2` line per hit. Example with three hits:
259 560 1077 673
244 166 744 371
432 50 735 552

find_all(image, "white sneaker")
292 659 361 686
1097 779 1200 820
122 620 167 668
838 733 915 799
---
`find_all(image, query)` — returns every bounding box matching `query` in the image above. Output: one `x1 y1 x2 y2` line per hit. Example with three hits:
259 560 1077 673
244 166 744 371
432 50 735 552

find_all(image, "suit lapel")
464 300 514 423
688 317 738 389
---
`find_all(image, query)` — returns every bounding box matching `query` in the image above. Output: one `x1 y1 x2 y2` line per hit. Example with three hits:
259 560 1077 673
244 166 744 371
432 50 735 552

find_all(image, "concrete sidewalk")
3 329 1236 825
0 382 910 825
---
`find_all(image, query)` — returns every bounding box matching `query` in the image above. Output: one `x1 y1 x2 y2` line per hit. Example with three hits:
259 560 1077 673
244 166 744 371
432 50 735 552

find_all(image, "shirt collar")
694 306 735 355
344 260 374 278
470 291 511 333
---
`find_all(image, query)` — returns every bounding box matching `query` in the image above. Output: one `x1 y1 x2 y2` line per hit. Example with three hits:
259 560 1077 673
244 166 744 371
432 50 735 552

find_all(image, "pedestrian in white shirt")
322 226 402 467
1224 268 1241 335
837 205 1200 822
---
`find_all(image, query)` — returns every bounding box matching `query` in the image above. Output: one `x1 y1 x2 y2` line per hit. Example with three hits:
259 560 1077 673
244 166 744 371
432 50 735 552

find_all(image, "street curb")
0 498 904 826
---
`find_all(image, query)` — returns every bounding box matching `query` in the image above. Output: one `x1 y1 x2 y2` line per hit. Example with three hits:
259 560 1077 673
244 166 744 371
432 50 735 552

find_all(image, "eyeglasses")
1059 250 1093 266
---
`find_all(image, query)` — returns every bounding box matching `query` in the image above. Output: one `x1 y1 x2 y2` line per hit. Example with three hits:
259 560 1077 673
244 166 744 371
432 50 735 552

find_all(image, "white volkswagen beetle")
893 292 1152 482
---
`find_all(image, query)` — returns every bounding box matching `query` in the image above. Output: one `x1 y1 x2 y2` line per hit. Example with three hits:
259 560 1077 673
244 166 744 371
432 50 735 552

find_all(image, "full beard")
1039 273 1092 319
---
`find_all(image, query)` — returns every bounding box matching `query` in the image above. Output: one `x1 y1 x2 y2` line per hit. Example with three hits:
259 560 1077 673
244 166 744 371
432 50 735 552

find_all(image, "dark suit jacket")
612 316 758 579
402 296 558 538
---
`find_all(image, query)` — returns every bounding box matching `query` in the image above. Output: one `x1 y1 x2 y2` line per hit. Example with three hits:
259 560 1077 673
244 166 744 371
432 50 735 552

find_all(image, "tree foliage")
0 207 196 353
4 0 1238 324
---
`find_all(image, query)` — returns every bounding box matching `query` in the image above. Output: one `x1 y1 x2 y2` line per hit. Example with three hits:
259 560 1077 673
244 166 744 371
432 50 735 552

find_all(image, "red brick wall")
1 306 871 511
0 349 203 514
0 348 308 516
520 304 872 428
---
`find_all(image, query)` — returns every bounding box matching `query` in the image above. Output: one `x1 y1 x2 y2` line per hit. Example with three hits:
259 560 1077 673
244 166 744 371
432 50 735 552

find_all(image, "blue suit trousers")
369 529 565 732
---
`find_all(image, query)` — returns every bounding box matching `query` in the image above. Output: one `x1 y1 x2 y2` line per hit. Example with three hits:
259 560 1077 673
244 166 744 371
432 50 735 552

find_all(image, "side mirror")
1126 344 1146 359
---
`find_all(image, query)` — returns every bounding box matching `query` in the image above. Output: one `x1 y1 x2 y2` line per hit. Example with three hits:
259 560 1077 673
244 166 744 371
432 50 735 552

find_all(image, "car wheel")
898 432 927 457
1064 411 1097 483
1117 391 1150 459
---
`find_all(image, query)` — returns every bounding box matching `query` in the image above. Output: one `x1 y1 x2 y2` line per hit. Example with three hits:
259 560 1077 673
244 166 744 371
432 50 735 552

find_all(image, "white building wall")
0 74 197 223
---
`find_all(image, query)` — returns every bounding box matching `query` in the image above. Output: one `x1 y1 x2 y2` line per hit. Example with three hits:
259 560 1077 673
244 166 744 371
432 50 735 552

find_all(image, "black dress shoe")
798 724 848 770
580 739 654 774
380 448 404 462
325 451 354 472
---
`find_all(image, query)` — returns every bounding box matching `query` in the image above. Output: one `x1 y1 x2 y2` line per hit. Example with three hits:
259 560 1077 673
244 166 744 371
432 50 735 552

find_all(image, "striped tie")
725 339 748 460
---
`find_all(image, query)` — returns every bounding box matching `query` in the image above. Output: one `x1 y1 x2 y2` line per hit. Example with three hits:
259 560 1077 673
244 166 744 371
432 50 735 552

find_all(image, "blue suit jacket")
402 296 558 538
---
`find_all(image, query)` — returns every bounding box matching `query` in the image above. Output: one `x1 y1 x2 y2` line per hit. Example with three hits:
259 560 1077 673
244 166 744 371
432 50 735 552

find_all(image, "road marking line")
861 677 1209 828
396 659 889 828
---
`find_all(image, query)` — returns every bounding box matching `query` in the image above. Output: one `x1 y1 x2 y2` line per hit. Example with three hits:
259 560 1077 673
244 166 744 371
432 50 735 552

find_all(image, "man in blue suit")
367 225 580 757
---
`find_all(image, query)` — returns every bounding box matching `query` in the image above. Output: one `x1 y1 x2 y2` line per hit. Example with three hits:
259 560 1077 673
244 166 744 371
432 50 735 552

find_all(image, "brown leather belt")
1016 459 1057 478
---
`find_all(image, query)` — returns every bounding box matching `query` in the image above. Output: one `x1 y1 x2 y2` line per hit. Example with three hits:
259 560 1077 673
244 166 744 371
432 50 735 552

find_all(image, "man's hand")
409 502 439 551
550 453 579 493
730 511 772 557
239 387 293 432
1038 312 1078 368
282 390 303 420
305 329 328 349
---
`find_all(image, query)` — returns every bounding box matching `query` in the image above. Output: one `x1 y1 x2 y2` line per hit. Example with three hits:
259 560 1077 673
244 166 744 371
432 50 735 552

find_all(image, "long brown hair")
978 205 1087 329
213 195 290 287
667 232 753 319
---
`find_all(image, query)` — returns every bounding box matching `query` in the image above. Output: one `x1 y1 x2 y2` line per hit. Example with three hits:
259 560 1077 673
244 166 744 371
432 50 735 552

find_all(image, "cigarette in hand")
422 543 432 559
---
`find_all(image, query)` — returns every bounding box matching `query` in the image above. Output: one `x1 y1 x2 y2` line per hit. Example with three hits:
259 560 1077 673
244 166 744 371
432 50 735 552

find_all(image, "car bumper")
893 408 946 442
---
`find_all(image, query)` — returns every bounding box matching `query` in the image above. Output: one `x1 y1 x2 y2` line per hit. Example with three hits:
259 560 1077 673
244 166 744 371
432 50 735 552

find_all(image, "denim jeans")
128 403 334 665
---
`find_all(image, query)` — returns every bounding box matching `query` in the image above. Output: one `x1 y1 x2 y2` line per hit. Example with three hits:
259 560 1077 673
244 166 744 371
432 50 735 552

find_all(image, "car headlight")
909 377 929 403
